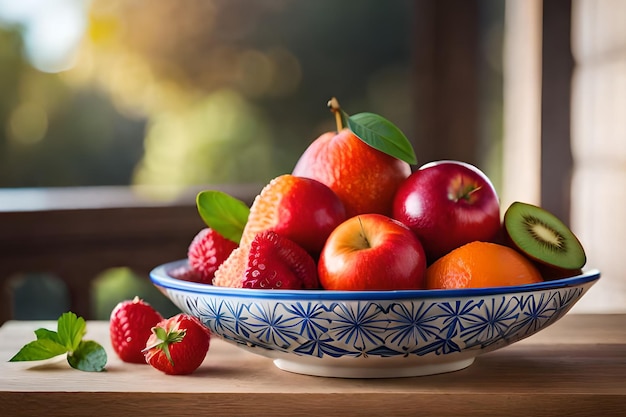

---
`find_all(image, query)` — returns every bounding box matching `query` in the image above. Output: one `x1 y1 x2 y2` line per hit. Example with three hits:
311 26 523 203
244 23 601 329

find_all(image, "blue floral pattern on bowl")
151 260 600 378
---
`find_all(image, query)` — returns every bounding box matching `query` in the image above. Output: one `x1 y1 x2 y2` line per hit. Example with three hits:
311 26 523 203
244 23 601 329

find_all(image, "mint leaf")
9 311 107 372
346 112 417 165
196 190 250 244
67 340 107 372
10 339 68 362
35 328 61 343
57 311 86 351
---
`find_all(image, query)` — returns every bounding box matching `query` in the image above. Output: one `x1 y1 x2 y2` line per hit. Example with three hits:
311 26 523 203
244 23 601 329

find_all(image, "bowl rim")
150 259 601 301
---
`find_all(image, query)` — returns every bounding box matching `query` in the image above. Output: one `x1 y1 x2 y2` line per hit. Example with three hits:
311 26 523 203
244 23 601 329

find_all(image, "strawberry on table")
144 314 211 375
109 297 163 364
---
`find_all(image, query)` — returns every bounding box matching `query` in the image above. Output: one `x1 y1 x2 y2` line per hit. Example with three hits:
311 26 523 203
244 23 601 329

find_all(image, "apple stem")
327 97 344 131
357 216 371 248
456 184 482 202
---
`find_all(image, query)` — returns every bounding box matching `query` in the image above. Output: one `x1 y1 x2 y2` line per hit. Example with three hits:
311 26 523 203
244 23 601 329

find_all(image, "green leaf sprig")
9 312 107 372
328 97 418 165
196 190 250 245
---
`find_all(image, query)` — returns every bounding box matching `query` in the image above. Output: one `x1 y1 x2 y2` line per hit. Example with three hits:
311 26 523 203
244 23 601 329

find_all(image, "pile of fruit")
172 98 587 291
104 98 588 375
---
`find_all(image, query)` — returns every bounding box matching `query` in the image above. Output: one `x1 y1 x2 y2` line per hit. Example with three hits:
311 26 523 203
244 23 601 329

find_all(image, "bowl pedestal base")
273 357 475 378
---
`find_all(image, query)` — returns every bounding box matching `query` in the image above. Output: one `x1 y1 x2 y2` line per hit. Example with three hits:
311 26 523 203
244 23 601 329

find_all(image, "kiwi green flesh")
504 201 586 270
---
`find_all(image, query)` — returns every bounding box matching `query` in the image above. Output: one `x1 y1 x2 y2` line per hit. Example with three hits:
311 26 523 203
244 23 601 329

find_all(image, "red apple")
292 128 411 218
392 160 501 263
318 213 427 290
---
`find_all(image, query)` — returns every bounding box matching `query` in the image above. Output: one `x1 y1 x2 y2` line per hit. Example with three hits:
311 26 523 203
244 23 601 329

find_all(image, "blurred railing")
0 185 260 324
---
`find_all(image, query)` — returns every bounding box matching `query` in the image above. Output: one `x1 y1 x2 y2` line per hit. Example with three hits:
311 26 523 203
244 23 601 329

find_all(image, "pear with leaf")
292 97 416 218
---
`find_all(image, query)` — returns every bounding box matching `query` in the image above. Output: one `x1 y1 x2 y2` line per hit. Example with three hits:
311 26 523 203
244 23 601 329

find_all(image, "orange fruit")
425 241 543 289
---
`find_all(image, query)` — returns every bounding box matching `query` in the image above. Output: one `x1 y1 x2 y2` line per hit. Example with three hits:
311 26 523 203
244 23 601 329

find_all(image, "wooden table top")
1 314 625 417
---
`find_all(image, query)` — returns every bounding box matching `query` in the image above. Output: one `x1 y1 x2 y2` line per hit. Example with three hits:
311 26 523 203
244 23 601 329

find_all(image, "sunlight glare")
0 0 89 73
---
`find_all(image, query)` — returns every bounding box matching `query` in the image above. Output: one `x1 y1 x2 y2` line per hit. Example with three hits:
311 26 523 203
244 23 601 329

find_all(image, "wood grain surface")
1 314 624 417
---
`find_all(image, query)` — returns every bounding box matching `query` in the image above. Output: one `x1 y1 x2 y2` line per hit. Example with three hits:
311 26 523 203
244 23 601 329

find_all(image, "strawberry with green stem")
144 314 211 375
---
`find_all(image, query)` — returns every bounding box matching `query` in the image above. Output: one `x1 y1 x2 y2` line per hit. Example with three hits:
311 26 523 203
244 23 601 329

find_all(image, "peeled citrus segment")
240 176 288 249
426 241 543 289
213 245 248 288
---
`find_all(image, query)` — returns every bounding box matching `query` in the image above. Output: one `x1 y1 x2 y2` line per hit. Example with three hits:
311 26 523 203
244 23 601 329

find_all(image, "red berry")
187 228 238 284
109 297 163 364
242 231 319 289
144 314 211 375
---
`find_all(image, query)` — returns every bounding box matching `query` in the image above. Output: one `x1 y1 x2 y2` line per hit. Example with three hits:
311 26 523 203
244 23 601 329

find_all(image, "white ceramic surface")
150 260 600 378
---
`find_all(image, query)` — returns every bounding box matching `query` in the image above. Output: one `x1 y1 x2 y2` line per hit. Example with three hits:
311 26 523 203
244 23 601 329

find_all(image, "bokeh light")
7 101 48 144
0 0 88 73
0 0 415 195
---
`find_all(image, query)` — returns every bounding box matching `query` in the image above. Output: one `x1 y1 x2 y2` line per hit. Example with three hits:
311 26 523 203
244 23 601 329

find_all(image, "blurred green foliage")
11 269 180 320
0 28 145 187
0 0 415 193
92 268 180 320
11 273 70 320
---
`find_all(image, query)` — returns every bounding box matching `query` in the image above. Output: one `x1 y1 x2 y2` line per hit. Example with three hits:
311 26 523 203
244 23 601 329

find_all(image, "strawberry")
144 314 211 375
242 230 319 289
187 228 238 284
109 297 163 364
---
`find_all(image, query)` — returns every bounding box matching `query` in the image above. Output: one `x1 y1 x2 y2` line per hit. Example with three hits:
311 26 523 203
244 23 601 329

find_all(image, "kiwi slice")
504 201 586 270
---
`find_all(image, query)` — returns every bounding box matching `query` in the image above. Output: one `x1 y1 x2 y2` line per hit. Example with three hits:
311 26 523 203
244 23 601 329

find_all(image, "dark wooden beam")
541 0 574 223
413 0 481 167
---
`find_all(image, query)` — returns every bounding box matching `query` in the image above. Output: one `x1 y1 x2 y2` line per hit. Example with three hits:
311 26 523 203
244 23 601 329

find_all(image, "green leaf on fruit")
9 311 107 372
196 190 250 244
346 111 417 165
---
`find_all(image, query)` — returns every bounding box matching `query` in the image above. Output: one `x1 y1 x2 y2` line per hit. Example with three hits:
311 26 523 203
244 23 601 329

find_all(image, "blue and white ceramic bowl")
150 260 600 378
